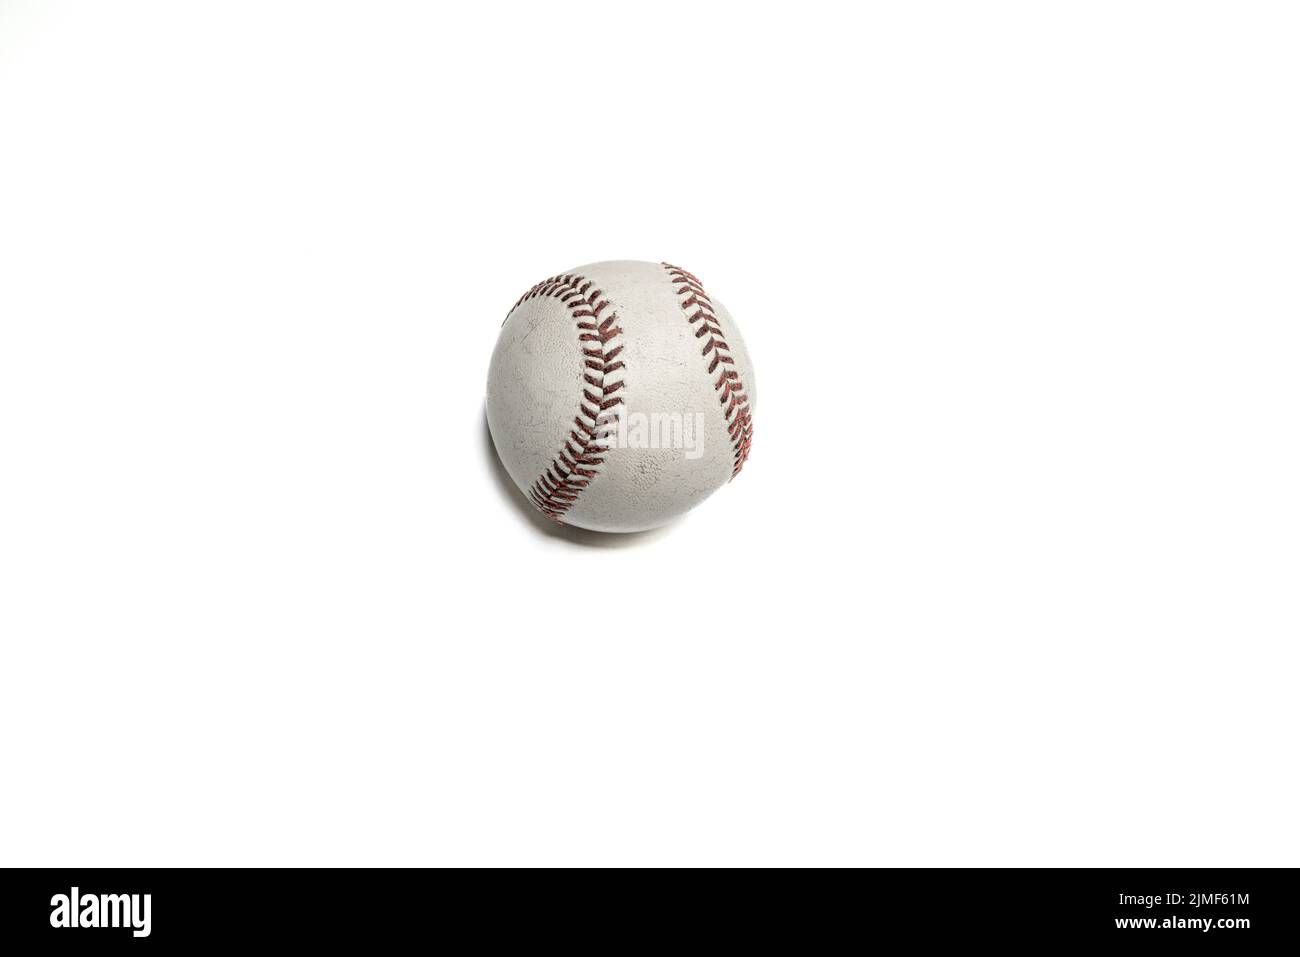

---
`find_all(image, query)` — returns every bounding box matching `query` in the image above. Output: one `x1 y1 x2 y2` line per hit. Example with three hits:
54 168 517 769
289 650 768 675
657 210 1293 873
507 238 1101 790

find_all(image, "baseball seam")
508 274 626 520
662 263 753 477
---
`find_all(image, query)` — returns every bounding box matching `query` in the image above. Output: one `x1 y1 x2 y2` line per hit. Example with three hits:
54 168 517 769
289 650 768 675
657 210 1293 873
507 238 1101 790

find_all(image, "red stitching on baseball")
507 274 625 521
662 263 753 477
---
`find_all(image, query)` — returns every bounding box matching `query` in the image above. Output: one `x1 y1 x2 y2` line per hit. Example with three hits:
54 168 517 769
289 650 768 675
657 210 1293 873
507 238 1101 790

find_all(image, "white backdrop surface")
0 1 1296 866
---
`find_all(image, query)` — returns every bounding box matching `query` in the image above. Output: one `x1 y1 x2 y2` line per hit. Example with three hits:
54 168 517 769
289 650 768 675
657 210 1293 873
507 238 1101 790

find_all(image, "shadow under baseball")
480 406 678 548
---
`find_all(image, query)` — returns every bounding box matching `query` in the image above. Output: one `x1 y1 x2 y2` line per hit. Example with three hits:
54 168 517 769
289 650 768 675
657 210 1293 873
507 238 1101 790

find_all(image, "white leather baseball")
486 261 756 532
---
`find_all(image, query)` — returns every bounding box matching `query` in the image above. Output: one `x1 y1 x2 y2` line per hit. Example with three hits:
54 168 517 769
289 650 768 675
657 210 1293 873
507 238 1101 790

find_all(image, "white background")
1 1 1296 867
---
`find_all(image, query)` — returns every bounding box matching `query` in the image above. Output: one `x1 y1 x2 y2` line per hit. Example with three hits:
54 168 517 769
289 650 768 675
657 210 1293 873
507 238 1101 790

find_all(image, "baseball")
486 261 756 533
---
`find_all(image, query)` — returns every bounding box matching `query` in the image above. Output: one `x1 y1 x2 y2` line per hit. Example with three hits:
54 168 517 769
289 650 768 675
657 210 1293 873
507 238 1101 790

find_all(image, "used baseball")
486 261 756 532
